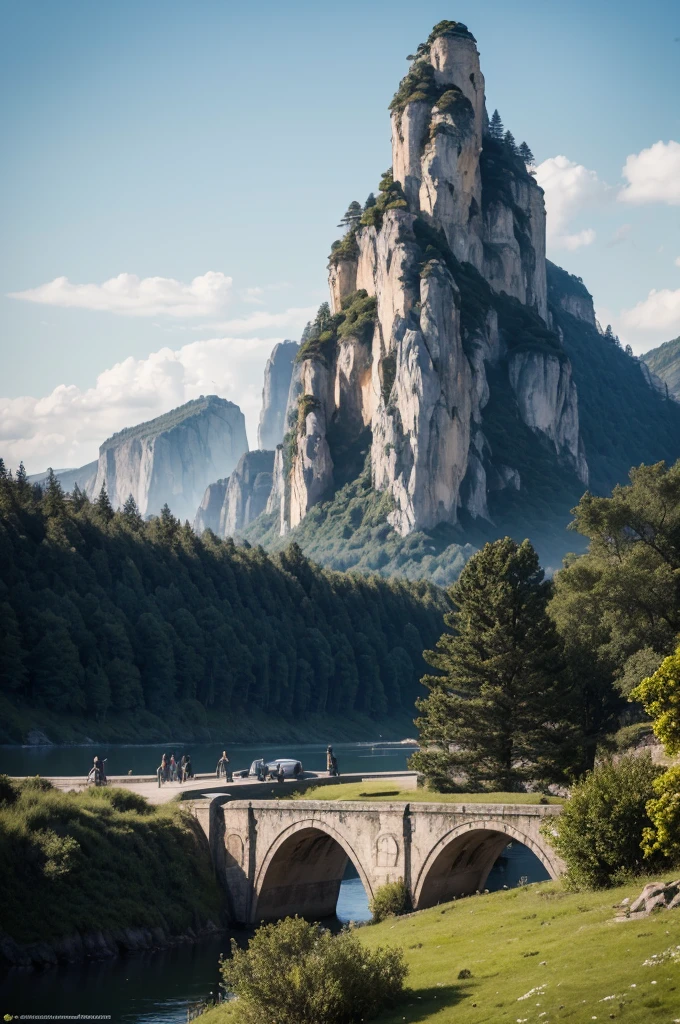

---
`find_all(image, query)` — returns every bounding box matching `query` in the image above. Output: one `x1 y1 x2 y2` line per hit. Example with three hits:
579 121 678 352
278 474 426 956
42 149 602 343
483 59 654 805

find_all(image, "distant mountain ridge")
30 395 248 523
642 337 680 400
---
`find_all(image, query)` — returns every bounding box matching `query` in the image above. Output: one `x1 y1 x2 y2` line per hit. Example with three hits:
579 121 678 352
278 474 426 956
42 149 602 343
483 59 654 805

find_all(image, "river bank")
0 919 224 970
0 779 222 971
0 693 417 747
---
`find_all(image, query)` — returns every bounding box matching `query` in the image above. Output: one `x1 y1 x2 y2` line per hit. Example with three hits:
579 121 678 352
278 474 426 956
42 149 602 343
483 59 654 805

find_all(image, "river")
0 741 549 1022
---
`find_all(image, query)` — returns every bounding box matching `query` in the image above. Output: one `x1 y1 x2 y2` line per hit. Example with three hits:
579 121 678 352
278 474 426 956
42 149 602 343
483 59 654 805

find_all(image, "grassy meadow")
197 877 680 1023
291 779 564 804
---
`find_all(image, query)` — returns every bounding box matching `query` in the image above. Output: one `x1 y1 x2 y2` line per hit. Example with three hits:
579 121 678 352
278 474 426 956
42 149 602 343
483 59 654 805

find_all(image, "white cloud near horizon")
199 306 316 334
534 154 608 251
618 288 680 349
9 271 234 317
0 332 302 475
619 140 680 206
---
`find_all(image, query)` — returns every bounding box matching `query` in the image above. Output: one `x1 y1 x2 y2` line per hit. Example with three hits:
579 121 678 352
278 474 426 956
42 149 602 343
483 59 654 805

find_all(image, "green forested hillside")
641 335 680 399
0 466 446 743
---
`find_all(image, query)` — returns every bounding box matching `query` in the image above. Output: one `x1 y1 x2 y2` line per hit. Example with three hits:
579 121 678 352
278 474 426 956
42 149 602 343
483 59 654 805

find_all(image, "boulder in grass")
645 893 669 913
667 891 680 911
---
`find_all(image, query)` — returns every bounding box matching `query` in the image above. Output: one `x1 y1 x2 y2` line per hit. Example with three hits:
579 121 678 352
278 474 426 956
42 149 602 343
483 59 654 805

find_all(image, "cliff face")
257 341 299 449
193 478 229 535
194 451 274 538
220 450 274 536
269 21 588 540
94 396 248 522
546 260 596 327
642 337 680 400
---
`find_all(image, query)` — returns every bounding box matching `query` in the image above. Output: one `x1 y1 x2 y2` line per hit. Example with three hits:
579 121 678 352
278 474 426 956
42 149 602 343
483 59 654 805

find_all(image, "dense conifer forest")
0 464 446 743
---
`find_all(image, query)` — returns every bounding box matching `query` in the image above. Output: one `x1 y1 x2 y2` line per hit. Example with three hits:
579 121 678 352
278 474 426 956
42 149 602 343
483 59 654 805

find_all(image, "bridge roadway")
191 792 565 925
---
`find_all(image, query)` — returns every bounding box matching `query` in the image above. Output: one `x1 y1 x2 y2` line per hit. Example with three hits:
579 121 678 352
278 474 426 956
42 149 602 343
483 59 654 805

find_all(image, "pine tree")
338 201 362 232
69 483 89 512
0 458 6 480
518 141 534 164
94 484 115 523
314 302 332 334
16 462 29 499
364 192 376 210
410 538 575 791
488 109 504 140
122 493 143 530
503 130 517 154
42 468 66 519
158 502 179 544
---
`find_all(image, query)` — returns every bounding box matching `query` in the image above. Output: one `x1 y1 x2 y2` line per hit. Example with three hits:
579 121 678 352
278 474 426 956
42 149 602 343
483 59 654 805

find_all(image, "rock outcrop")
94 396 247 522
641 336 680 400
546 260 596 327
194 451 274 538
193 478 229 535
257 341 299 449
220 450 274 536
265 21 589 539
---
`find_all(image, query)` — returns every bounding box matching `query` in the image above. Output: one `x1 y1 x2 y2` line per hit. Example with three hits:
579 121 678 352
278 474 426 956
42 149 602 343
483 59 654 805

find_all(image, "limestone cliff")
94 396 248 522
262 20 593 546
219 450 274 536
546 260 596 327
193 478 229 535
257 340 299 449
194 451 274 538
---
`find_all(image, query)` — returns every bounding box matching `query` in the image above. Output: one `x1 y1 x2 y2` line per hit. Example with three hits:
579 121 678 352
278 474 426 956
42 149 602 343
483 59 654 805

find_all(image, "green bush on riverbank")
197 877 680 1023
0 777 221 946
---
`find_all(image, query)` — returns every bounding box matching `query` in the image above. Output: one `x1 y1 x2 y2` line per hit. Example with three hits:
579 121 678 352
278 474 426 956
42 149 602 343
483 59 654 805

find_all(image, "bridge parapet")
197 798 565 924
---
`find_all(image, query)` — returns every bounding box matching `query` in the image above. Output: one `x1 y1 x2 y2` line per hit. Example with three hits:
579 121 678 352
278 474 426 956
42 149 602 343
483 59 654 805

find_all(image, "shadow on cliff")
389 983 469 1020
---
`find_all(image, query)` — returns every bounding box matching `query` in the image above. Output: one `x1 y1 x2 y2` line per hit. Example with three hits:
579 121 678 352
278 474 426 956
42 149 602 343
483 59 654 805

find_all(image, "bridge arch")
253 818 374 924
413 819 560 910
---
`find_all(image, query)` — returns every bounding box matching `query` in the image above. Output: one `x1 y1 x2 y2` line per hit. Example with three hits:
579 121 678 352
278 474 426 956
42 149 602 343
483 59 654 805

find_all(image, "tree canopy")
411 537 576 790
0 468 446 740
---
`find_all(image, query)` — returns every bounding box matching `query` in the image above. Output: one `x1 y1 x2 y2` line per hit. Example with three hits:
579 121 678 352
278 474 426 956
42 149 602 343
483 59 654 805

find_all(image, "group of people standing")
157 752 192 785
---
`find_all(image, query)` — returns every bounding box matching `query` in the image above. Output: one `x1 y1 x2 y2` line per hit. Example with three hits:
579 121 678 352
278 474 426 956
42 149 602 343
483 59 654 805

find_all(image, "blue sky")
1 0 679 472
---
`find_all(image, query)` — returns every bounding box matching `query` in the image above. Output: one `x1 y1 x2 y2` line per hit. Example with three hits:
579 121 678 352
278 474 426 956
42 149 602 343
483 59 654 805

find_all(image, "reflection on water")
0 742 417 779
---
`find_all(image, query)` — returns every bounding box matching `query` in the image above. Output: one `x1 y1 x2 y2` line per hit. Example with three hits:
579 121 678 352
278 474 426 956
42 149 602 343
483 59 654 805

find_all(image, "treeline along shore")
0 462 446 744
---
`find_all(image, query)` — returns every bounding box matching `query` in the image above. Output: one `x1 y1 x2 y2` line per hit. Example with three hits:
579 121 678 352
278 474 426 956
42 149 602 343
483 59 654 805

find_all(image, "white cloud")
618 287 680 349
619 140 680 206
198 306 316 334
675 257 680 268
0 334 289 474
560 228 596 251
9 271 233 318
534 155 608 251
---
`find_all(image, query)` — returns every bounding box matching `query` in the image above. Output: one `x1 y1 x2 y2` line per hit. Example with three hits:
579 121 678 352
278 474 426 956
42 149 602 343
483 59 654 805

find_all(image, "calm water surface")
0 741 416 778
0 741 549 1023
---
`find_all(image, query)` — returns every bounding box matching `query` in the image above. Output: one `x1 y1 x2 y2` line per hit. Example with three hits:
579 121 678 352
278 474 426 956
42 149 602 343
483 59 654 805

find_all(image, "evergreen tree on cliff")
338 201 362 232
488 109 503 139
410 538 575 791
518 141 534 164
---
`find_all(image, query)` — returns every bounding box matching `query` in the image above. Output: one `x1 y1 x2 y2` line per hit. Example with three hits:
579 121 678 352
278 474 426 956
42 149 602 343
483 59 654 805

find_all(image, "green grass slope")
290 780 563 804
0 779 221 949
198 878 680 1023
642 337 680 400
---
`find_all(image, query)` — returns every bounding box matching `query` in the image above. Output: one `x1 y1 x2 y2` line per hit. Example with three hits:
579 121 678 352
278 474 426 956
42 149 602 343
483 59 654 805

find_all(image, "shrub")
542 753 666 888
641 765 680 861
0 774 18 806
369 878 411 922
220 916 407 1024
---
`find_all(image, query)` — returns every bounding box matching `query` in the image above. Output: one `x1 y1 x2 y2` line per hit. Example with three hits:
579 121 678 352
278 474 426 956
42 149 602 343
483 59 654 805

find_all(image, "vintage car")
233 758 304 780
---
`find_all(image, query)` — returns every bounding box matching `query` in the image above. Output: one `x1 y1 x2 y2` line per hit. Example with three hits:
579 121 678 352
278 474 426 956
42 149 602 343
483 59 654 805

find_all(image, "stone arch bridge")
193 798 565 924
